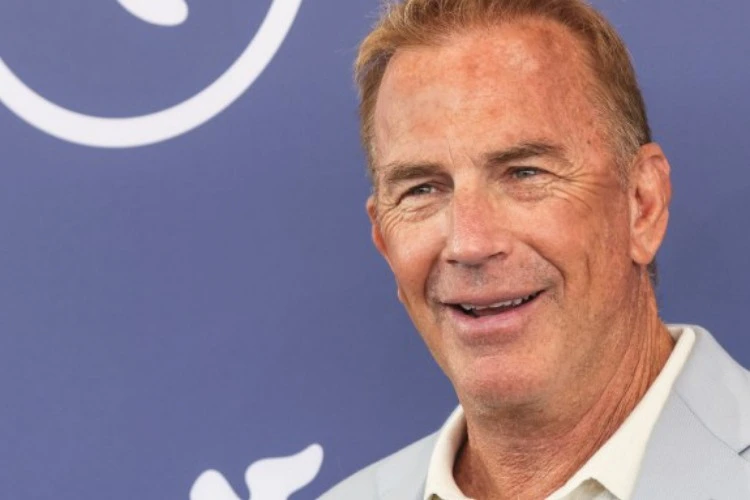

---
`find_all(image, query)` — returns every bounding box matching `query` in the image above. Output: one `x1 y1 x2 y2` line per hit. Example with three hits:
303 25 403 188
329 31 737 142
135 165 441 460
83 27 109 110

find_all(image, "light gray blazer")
320 325 750 499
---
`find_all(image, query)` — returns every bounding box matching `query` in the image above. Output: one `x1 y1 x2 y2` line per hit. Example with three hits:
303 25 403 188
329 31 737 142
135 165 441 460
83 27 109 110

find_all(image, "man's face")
369 21 649 410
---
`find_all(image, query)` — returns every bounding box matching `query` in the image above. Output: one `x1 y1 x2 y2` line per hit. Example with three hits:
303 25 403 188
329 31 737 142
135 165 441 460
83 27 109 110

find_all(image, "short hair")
355 0 658 284
355 0 652 177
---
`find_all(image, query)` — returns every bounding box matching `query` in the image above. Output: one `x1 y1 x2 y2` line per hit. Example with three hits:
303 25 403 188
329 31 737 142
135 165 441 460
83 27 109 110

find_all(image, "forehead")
372 19 602 168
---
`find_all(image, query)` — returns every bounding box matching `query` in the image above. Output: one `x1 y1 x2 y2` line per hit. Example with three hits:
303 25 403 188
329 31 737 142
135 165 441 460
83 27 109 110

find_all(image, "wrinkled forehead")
372 19 601 168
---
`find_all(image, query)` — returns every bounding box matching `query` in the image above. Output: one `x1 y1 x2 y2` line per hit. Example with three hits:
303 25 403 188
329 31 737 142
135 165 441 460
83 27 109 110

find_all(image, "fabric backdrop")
0 1 747 498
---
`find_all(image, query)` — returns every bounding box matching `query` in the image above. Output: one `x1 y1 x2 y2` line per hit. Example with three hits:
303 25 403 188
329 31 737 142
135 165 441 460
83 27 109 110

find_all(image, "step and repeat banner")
1 1 748 498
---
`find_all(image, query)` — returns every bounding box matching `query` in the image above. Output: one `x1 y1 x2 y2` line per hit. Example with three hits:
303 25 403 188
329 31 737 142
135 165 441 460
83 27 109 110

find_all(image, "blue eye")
511 167 542 179
404 184 435 197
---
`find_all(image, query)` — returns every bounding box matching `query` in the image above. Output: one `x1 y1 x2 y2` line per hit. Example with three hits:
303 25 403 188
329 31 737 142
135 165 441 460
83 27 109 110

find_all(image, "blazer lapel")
632 392 750 499
632 326 750 499
380 475 427 500
377 433 437 500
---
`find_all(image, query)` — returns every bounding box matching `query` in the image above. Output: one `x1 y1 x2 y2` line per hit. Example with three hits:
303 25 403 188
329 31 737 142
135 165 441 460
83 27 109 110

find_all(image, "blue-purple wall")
0 1 747 498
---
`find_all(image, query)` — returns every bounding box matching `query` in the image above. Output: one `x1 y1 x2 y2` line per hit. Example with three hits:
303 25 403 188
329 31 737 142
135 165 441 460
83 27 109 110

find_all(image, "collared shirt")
424 325 697 500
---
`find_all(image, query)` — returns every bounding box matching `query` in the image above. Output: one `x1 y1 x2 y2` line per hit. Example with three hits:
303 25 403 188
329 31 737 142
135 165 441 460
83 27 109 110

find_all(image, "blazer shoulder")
318 432 438 500
673 325 750 452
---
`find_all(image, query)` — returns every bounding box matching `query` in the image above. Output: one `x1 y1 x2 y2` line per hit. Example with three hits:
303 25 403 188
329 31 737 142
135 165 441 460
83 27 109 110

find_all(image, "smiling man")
321 1 750 499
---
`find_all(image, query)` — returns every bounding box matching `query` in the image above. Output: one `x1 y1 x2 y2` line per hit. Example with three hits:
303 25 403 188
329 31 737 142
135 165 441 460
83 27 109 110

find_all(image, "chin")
451 354 552 409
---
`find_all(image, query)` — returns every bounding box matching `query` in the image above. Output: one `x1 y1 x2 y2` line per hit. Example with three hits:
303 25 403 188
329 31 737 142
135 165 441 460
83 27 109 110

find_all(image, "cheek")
584 195 634 271
382 217 446 304
522 195 630 290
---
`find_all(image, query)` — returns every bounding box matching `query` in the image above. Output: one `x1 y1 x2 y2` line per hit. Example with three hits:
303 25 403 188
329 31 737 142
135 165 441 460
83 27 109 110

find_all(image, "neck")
454 282 675 499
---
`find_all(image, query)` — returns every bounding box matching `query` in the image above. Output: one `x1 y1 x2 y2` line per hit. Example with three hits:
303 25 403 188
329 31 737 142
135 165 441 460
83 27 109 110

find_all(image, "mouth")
447 290 544 318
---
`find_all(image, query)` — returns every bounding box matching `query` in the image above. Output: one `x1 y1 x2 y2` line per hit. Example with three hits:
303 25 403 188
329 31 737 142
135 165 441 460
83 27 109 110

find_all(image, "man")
322 0 750 498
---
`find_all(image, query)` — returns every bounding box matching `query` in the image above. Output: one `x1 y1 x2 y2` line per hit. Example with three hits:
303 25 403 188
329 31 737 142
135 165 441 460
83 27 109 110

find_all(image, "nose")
443 184 512 267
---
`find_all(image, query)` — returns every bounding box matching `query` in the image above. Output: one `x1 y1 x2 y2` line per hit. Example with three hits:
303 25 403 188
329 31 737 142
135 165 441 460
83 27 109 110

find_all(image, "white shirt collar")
424 325 696 500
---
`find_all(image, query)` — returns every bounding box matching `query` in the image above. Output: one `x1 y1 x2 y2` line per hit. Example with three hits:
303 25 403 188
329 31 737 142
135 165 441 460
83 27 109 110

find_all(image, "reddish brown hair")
355 0 651 181
355 0 657 284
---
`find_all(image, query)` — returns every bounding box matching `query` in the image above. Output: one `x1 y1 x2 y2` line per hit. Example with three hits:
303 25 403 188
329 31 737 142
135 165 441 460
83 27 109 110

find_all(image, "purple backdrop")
0 1 747 498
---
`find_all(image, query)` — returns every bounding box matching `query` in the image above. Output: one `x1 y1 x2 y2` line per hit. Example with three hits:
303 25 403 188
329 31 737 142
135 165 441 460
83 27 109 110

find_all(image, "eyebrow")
377 140 570 192
379 162 443 189
484 141 570 166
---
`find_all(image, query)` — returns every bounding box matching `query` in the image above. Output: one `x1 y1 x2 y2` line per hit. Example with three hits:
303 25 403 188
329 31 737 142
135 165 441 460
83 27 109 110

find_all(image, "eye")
510 167 544 179
403 183 436 197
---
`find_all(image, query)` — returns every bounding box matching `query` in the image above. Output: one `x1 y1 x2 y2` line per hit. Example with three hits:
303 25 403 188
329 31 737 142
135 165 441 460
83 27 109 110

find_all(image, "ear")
628 143 672 267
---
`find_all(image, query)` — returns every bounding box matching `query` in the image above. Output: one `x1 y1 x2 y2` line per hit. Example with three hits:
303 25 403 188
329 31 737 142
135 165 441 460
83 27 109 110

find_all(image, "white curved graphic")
190 444 324 500
117 0 189 26
0 0 303 148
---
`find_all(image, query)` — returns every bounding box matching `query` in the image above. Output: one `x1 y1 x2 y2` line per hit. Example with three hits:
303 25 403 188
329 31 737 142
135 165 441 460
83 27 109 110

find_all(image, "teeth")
476 299 514 311
459 293 537 312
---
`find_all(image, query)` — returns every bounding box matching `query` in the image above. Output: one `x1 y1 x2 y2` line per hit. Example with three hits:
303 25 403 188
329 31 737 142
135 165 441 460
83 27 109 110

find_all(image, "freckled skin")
368 19 673 498
373 19 631 408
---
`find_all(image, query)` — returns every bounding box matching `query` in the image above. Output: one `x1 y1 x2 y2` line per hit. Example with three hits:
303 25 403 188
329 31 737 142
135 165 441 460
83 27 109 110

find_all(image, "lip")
441 290 543 308
441 290 545 344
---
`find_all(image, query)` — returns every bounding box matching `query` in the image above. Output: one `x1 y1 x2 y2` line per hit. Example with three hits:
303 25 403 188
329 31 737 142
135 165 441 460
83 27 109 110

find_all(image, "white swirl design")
0 0 302 148
190 444 324 500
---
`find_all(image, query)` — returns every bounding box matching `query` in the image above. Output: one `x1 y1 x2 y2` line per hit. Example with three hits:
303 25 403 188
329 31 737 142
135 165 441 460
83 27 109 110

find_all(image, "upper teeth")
460 293 536 312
